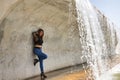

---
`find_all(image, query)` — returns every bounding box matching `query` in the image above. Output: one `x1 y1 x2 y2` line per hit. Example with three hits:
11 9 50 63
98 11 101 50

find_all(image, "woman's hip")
33 48 41 55
33 47 47 58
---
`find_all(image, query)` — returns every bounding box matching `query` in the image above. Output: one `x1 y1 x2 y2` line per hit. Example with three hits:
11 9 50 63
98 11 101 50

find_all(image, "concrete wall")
0 0 83 80
0 0 118 80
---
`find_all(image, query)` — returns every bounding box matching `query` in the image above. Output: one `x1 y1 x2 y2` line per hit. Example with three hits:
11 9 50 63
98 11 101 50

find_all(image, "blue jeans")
33 48 47 73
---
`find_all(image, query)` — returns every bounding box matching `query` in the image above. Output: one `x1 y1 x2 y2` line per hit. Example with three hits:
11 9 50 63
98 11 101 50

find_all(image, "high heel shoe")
41 72 47 78
34 59 39 66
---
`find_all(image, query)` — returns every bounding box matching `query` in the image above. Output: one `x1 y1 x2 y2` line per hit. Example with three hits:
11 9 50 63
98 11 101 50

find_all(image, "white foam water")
75 0 111 80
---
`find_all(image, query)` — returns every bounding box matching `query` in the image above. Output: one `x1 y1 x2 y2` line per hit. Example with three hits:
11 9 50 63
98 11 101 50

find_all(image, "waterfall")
75 0 109 79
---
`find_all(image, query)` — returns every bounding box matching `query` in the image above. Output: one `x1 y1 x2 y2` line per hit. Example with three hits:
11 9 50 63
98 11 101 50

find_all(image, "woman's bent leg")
41 53 47 60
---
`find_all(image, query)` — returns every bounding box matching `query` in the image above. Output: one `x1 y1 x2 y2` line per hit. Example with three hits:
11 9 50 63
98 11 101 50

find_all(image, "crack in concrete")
0 18 6 44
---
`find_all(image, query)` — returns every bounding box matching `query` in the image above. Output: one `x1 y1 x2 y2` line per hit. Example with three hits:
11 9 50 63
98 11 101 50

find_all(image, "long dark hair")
37 28 44 39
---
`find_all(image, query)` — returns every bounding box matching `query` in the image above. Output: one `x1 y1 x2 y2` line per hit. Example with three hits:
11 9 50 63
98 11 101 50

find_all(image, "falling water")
75 0 109 80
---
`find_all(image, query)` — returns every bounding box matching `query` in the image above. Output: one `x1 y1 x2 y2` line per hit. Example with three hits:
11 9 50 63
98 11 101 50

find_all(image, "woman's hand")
32 32 37 37
32 31 38 42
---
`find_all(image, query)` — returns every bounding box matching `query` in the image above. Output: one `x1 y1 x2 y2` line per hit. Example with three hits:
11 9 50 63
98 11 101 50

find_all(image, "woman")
32 28 48 79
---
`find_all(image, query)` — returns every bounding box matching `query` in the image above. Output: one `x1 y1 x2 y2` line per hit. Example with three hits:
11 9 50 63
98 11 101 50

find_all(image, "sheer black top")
35 36 43 45
32 32 43 45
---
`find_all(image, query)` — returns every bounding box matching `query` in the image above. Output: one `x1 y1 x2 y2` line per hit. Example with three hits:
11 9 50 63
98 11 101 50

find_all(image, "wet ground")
24 63 87 80
28 70 86 80
48 70 86 80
